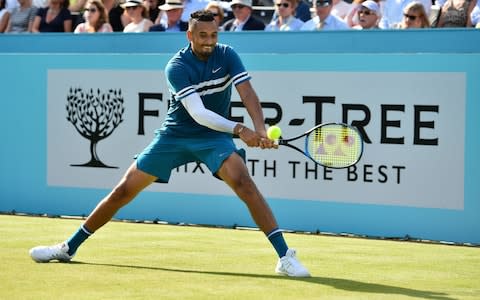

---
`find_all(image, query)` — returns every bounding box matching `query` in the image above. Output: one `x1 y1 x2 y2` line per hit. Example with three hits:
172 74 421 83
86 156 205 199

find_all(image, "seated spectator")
72 0 128 31
144 0 160 23
437 0 476 27
205 1 224 29
122 0 153 32
265 0 304 30
379 0 431 28
5 0 38 32
32 0 72 32
74 0 113 32
222 0 266 31
149 0 187 31
352 0 380 29
270 0 312 22
1 0 11 32
396 1 430 28
102 0 129 31
301 0 349 30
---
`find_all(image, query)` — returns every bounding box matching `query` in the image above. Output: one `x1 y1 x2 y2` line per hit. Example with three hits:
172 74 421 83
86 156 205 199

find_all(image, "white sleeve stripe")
175 86 196 99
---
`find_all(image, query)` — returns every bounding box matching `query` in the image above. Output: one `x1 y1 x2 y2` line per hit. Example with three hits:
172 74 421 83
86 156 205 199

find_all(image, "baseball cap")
361 0 380 14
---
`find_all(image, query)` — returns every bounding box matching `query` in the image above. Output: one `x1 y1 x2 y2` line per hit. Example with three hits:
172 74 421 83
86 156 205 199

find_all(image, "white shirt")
379 0 432 29
301 14 350 30
265 16 305 31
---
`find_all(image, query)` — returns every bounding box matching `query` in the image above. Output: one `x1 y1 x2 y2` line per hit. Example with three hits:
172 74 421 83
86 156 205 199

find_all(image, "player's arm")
235 80 276 149
181 92 237 133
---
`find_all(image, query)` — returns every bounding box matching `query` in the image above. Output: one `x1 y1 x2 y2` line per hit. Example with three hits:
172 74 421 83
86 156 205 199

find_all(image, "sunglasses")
404 13 418 21
209 11 219 16
315 0 331 7
358 9 374 15
86 7 97 12
275 2 290 8
231 4 247 9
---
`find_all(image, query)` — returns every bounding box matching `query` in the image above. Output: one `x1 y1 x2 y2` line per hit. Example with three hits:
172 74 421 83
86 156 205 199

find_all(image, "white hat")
361 0 380 14
159 0 184 10
121 0 143 8
230 0 252 8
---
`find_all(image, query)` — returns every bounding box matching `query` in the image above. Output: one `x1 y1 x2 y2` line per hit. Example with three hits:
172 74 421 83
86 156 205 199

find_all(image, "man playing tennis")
30 10 310 277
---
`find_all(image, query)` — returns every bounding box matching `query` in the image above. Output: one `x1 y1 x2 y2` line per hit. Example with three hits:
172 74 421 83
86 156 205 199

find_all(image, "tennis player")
30 10 310 277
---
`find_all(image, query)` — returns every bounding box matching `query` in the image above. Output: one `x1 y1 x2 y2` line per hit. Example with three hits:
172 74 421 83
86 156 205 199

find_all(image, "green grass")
1 214 479 300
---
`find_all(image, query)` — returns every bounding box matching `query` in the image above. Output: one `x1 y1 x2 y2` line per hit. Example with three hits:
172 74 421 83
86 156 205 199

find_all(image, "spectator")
265 0 304 30
270 0 312 22
379 0 431 28
103 0 129 31
122 0 153 32
5 0 38 32
222 0 266 31
144 0 160 23
396 1 430 27
471 0 480 26
331 0 352 19
437 0 476 27
1 0 10 32
32 0 72 32
352 0 380 28
205 1 224 29
301 0 349 30
74 0 113 32
149 0 187 31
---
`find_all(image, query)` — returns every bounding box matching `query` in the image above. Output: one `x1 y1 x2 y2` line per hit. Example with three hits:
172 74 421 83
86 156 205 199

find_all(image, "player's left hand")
259 137 277 149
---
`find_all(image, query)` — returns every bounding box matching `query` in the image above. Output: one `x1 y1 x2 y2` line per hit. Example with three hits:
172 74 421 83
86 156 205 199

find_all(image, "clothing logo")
66 87 125 168
212 67 222 73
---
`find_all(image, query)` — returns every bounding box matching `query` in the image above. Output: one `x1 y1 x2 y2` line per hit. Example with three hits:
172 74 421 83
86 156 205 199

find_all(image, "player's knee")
229 171 256 194
108 184 135 207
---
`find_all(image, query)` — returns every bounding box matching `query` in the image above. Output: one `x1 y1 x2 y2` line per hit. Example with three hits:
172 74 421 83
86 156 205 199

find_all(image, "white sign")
47 70 465 210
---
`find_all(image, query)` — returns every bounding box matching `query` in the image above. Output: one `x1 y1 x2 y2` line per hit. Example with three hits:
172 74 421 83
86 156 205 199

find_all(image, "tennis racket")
277 123 364 169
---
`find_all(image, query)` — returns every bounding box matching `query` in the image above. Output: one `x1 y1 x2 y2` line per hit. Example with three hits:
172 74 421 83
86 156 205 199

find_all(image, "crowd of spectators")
0 0 478 33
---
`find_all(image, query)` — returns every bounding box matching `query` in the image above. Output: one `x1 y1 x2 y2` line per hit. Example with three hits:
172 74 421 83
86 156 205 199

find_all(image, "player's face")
188 21 218 61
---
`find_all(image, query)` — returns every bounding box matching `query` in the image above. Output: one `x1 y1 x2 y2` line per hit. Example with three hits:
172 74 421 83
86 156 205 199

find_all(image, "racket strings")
307 125 362 168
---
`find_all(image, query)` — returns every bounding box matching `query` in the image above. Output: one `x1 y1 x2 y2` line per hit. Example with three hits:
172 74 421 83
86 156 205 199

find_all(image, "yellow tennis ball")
267 125 282 140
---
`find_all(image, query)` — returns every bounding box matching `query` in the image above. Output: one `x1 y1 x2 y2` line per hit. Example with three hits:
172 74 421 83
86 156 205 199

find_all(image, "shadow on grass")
71 261 453 300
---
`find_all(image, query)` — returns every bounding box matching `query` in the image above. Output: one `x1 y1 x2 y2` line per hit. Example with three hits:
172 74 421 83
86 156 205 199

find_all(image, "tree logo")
66 87 125 168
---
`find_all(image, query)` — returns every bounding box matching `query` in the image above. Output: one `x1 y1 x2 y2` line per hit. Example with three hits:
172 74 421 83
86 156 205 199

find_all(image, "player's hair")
188 10 215 30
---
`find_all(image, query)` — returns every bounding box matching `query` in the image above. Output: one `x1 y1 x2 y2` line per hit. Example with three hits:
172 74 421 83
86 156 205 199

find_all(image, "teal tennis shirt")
160 43 251 137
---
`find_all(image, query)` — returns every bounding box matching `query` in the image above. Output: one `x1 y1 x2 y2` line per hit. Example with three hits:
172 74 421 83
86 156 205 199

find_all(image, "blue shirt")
160 43 251 137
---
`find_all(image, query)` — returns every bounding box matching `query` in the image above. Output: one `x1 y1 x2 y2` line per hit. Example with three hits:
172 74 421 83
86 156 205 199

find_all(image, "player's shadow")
71 261 453 300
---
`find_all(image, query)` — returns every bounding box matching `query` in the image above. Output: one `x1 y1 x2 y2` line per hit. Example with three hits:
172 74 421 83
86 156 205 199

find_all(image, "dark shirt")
222 15 266 31
109 5 125 32
36 7 71 32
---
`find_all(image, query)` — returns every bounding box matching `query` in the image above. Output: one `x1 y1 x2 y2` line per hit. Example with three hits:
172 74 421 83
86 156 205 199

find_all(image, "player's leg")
29 162 157 263
216 153 310 277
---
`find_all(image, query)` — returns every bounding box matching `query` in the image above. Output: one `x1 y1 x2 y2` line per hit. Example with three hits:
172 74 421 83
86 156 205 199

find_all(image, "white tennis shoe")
29 242 74 263
275 249 311 277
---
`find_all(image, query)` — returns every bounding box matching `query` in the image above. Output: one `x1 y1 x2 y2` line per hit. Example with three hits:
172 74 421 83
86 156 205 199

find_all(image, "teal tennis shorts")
136 133 246 183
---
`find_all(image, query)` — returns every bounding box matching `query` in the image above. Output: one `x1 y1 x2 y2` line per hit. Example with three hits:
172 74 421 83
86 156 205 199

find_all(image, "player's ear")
186 30 193 42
